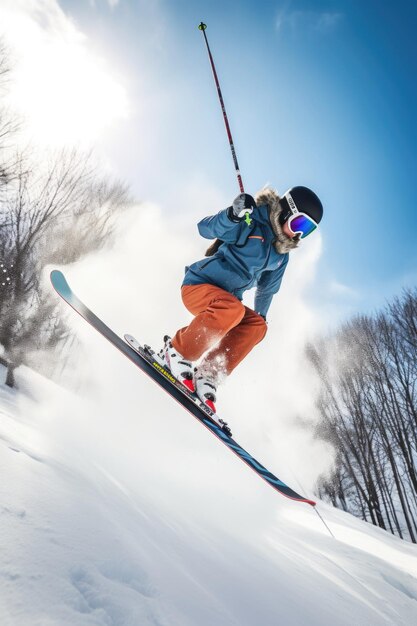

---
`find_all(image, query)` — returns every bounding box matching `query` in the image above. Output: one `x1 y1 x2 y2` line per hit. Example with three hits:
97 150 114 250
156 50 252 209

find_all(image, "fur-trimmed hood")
255 187 301 254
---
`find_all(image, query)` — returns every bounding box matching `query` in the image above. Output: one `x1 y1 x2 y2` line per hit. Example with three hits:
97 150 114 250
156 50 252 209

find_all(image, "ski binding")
125 335 232 437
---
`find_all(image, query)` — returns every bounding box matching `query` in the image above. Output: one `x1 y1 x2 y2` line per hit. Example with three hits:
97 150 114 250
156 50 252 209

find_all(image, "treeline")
0 41 130 386
308 289 417 542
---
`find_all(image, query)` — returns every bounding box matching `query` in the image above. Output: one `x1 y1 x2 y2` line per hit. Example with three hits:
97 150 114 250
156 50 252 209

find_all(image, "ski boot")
195 368 217 413
157 336 195 393
195 369 231 435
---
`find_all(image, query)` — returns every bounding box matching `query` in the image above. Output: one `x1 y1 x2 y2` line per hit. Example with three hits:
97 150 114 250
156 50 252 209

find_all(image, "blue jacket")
182 204 289 318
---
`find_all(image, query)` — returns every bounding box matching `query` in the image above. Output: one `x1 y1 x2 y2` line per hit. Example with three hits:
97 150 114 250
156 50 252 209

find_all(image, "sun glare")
2 2 129 147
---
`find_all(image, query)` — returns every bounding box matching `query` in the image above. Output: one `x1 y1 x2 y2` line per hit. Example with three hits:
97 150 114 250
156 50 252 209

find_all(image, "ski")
50 269 316 507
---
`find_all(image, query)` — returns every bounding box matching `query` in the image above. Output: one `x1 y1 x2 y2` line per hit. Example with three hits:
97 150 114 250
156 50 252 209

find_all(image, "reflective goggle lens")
288 214 317 238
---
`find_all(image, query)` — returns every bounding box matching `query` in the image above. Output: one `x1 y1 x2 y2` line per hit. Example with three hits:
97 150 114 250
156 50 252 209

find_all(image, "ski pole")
198 22 244 194
198 22 250 256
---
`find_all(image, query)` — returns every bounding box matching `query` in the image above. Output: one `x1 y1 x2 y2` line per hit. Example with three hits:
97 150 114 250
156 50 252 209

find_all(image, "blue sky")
5 0 417 321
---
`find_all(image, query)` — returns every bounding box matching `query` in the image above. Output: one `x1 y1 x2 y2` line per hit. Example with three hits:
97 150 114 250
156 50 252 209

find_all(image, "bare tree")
0 40 20 192
309 289 417 542
0 148 130 386
0 37 133 388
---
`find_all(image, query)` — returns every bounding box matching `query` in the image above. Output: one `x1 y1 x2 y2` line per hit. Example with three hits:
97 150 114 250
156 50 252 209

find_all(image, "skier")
159 185 323 411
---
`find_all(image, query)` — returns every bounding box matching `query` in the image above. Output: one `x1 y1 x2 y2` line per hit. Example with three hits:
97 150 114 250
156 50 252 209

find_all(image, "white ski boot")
158 336 195 393
195 369 217 413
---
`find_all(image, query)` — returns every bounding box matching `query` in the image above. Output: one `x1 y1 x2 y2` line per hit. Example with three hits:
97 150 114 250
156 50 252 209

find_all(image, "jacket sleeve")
197 208 242 242
254 255 289 318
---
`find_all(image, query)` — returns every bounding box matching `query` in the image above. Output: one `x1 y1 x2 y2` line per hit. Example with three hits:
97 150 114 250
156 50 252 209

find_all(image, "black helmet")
279 186 324 226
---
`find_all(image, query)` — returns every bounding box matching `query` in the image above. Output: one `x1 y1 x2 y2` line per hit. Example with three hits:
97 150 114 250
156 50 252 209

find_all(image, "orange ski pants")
171 284 267 376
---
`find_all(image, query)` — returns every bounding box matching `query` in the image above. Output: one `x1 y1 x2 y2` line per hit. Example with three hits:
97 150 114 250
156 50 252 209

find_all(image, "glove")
228 193 256 221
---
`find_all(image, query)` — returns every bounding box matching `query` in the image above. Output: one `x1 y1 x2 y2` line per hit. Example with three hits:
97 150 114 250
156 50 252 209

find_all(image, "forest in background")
0 41 130 387
309 290 417 542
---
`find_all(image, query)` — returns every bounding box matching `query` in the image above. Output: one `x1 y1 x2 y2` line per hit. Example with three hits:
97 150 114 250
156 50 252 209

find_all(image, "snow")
1 207 416 624
1 362 417 626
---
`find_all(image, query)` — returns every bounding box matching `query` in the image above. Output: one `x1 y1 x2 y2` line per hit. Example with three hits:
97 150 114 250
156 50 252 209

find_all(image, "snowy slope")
1 362 417 626
1 208 417 625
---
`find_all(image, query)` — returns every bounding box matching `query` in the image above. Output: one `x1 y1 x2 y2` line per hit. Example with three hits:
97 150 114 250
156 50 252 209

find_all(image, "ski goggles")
282 192 318 239
287 212 318 239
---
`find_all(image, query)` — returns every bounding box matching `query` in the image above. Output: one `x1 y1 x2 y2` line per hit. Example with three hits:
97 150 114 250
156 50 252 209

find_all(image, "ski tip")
304 498 316 507
50 269 71 297
50 268 62 281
